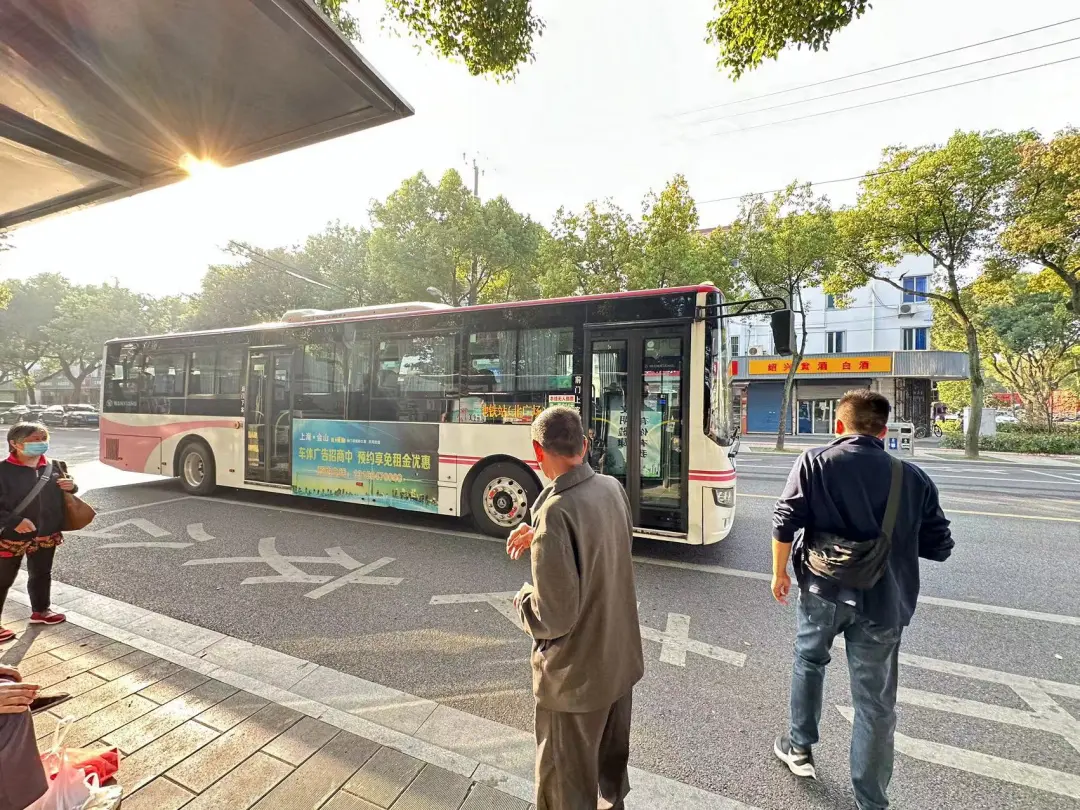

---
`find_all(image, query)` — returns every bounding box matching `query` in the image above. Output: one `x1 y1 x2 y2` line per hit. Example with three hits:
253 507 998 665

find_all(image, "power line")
674 16 1080 118
699 53 1080 140
698 167 907 205
691 35 1080 126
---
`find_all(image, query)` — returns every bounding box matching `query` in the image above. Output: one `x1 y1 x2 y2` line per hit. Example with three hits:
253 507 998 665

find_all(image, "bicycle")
913 424 943 439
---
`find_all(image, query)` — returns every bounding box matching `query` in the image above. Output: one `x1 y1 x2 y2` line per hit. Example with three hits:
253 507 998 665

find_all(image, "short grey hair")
531 406 585 458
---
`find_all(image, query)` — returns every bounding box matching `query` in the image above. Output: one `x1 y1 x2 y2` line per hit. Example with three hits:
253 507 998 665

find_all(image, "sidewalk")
2 575 758 810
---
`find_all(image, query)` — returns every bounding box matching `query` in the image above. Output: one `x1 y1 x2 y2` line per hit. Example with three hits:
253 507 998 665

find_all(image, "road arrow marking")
639 613 746 668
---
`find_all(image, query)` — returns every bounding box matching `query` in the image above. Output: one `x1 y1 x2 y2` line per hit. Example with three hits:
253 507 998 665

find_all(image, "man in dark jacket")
507 406 644 810
770 390 953 810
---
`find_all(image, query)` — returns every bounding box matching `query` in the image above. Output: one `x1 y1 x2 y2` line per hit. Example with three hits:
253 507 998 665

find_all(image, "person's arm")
770 452 812 604
57 461 77 494
516 506 581 640
918 475 953 562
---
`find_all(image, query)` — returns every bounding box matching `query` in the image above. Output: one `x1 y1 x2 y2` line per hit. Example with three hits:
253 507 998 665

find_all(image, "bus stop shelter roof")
0 0 414 230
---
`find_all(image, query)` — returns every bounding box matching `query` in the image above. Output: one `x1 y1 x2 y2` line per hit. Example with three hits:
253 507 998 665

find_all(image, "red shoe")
29 611 66 625
0 628 15 643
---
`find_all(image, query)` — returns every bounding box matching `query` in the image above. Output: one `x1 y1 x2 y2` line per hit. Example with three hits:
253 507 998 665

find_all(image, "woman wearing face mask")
0 422 77 641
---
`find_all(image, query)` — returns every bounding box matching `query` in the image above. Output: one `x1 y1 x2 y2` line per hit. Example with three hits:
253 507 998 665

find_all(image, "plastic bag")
80 773 122 810
24 719 90 810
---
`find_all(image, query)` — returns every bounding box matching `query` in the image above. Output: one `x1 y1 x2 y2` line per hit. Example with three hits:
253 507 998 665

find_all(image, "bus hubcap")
484 477 527 528
183 453 204 487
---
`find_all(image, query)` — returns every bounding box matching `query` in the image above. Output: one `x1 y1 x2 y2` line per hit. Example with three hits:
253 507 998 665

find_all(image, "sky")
4 0 1080 297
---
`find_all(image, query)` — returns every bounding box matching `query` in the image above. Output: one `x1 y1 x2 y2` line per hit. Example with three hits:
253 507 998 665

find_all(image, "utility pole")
463 152 483 198
462 153 486 305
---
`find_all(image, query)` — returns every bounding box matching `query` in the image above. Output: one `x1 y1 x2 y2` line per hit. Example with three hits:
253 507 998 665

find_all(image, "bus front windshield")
706 301 734 447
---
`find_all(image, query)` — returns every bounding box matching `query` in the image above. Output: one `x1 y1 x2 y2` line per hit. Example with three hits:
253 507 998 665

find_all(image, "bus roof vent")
280 301 452 323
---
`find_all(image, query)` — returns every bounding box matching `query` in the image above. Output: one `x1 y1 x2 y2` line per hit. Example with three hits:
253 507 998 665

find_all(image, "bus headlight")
711 487 735 508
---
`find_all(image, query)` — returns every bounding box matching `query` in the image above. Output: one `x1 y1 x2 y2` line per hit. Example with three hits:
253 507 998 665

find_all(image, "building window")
903 275 929 303
903 327 929 351
729 335 740 357
827 331 845 353
825 294 836 309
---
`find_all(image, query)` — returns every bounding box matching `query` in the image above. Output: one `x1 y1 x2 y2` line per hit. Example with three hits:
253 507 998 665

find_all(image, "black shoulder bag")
805 456 903 590
1 462 53 532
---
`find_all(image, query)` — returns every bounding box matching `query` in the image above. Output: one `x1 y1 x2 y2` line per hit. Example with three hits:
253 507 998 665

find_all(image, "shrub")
939 430 1080 454
997 421 1080 436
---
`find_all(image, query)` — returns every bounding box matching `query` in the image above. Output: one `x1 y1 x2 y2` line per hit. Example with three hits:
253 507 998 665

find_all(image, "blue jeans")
790 590 902 810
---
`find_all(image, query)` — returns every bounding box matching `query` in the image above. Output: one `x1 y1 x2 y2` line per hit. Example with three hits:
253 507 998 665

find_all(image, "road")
38 430 1080 809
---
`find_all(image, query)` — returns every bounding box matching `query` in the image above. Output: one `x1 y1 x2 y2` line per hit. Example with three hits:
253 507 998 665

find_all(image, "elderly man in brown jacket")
507 406 644 810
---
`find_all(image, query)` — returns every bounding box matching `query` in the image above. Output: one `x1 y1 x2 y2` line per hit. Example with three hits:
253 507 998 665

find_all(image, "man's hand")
58 477 76 492
506 523 534 561
14 518 35 534
0 682 38 714
771 571 792 605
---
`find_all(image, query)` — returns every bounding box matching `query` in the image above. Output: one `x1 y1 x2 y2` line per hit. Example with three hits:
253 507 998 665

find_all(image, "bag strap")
3 461 53 529
880 456 904 538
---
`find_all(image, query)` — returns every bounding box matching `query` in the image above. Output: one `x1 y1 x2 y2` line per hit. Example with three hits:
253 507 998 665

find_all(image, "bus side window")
346 338 372 421
466 331 514 394
297 343 346 419
372 335 456 422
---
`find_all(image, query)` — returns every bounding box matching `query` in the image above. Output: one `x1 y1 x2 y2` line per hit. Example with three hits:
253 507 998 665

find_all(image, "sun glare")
179 153 221 178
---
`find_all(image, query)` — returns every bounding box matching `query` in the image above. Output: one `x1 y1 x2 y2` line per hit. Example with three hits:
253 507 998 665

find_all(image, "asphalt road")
44 448 1080 810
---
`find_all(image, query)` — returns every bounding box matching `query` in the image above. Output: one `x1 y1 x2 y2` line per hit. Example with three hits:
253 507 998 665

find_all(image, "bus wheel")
179 442 217 496
470 462 539 538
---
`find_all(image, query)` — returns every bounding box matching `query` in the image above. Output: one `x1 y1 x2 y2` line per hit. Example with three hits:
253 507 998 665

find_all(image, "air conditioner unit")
898 303 916 316
748 346 765 356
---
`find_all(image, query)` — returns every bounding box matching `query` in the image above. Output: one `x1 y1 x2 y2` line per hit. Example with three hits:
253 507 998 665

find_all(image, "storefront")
732 351 968 435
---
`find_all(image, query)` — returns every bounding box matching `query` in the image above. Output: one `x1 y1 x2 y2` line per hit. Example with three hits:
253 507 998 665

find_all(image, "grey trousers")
534 690 633 810
0 710 48 810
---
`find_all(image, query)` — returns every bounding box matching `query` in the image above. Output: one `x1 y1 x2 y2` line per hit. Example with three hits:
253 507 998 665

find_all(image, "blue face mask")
21 441 49 456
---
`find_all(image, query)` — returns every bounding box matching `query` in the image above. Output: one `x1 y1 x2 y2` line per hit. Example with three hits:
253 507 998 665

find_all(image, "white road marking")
184 537 403 599
1029 469 1080 484
83 496 195 518
836 706 1080 800
429 592 521 627
738 492 1080 522
98 541 193 550
917 595 1080 627
72 517 171 539
186 523 214 542
639 613 746 668
634 557 771 582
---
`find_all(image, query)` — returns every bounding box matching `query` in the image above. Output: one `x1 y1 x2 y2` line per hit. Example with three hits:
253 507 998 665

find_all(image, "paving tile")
323 792 382 810
459 784 532 810
168 703 301 792
32 710 65 744
127 613 225 655
122 777 196 810
47 633 115 661
116 719 219 793
104 679 238 754
39 670 107 701
34 641 136 688
61 592 152 627
199 636 318 690
3 624 93 660
64 693 159 748
1 602 31 622
139 669 211 705
343 747 424 808
292 666 436 735
252 730 379 810
181 752 292 810
416 705 533 780
196 690 268 732
261 715 337 766
90 649 161 680
392 764 472 810
18 651 63 676
51 659 179 720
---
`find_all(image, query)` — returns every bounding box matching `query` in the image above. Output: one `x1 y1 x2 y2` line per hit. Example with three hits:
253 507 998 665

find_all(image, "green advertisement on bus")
292 419 439 513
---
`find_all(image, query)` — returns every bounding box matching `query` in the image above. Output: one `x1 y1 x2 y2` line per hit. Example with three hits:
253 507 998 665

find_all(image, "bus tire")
469 462 539 538
178 441 217 496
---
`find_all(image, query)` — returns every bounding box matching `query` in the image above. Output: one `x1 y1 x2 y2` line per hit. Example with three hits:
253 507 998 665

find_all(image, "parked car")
995 413 1019 425
0 405 48 425
41 403 100 427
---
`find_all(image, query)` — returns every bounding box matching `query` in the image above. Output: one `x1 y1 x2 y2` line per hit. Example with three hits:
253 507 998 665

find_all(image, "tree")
1000 128 1080 315
44 283 145 401
728 183 836 450
632 175 705 289
368 170 538 306
0 274 69 404
313 0 544 80
706 0 874 79
831 130 1030 458
537 201 641 298
142 294 195 335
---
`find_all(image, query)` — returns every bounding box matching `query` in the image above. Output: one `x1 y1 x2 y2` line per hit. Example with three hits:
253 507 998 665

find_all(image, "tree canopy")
706 0 874 79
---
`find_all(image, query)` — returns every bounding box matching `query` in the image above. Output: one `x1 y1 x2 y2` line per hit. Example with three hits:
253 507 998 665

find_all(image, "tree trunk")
71 374 85 403
774 360 798 452
964 322 983 459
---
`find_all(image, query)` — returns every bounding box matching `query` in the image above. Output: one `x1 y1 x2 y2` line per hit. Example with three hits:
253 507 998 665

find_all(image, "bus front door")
586 330 688 535
244 349 295 486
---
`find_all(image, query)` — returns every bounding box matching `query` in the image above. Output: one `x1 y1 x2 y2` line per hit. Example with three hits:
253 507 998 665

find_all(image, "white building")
727 255 968 435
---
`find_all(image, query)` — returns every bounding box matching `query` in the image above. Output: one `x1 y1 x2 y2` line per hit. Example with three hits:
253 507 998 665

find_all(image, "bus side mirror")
771 310 795 356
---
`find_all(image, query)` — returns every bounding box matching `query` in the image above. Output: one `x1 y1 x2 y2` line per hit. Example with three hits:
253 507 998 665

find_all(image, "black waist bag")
805 455 903 590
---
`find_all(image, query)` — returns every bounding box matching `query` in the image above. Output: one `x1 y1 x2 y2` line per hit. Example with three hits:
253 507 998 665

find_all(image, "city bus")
99 285 744 543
